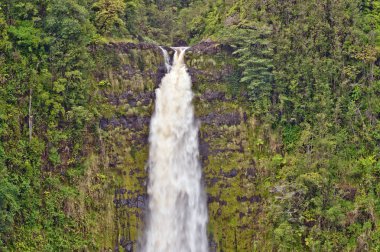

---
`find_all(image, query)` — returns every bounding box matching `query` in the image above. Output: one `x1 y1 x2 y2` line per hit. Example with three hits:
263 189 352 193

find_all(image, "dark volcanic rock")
201 112 241 126
187 67 233 84
173 38 188 47
99 116 150 131
121 65 138 78
137 195 146 209
113 194 147 209
225 168 238 178
115 188 127 195
105 40 233 58
101 41 235 87
209 238 218 252
237 195 261 203
156 65 167 86
100 118 108 129
119 237 133 252
202 90 226 102
208 177 219 186
119 91 154 107
189 39 233 55
199 137 210 162
207 195 219 204
246 168 256 177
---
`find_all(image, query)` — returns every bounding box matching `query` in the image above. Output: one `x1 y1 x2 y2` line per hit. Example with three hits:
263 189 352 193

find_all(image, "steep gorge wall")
82 42 261 251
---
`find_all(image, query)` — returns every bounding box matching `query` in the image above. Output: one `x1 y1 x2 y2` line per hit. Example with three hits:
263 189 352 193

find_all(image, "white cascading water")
143 47 208 252
159 46 171 72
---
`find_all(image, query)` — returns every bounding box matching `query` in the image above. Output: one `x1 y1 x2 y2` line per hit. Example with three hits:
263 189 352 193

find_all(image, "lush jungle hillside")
1 0 380 251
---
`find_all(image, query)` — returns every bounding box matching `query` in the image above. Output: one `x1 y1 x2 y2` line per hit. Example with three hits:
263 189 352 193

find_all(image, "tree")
92 0 126 36
218 11 274 119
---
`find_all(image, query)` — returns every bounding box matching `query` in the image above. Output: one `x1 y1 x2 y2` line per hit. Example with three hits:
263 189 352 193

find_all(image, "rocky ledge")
103 39 233 55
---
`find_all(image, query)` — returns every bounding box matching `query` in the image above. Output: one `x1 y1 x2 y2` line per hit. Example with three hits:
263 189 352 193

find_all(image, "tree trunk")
29 87 33 142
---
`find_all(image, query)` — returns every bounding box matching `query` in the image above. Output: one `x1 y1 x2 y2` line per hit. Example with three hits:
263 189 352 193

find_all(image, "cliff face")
82 42 260 251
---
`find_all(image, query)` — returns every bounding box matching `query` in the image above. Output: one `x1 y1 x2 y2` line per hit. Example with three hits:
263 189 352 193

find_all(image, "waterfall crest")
159 46 171 72
143 47 208 252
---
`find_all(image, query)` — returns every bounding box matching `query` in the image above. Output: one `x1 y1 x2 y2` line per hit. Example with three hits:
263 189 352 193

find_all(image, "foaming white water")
143 47 208 252
159 46 171 72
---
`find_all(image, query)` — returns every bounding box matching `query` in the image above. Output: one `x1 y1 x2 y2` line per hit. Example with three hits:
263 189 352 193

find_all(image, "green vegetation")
0 0 379 251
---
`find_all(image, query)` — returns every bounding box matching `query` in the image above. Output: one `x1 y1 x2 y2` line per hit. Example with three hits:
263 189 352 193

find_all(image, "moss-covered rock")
79 41 261 251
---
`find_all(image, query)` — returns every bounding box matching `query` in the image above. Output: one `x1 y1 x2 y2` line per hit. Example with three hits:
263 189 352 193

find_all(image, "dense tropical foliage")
0 0 380 251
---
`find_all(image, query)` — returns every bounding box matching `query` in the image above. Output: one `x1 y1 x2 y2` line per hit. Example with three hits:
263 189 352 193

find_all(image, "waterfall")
142 47 208 252
159 46 171 72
